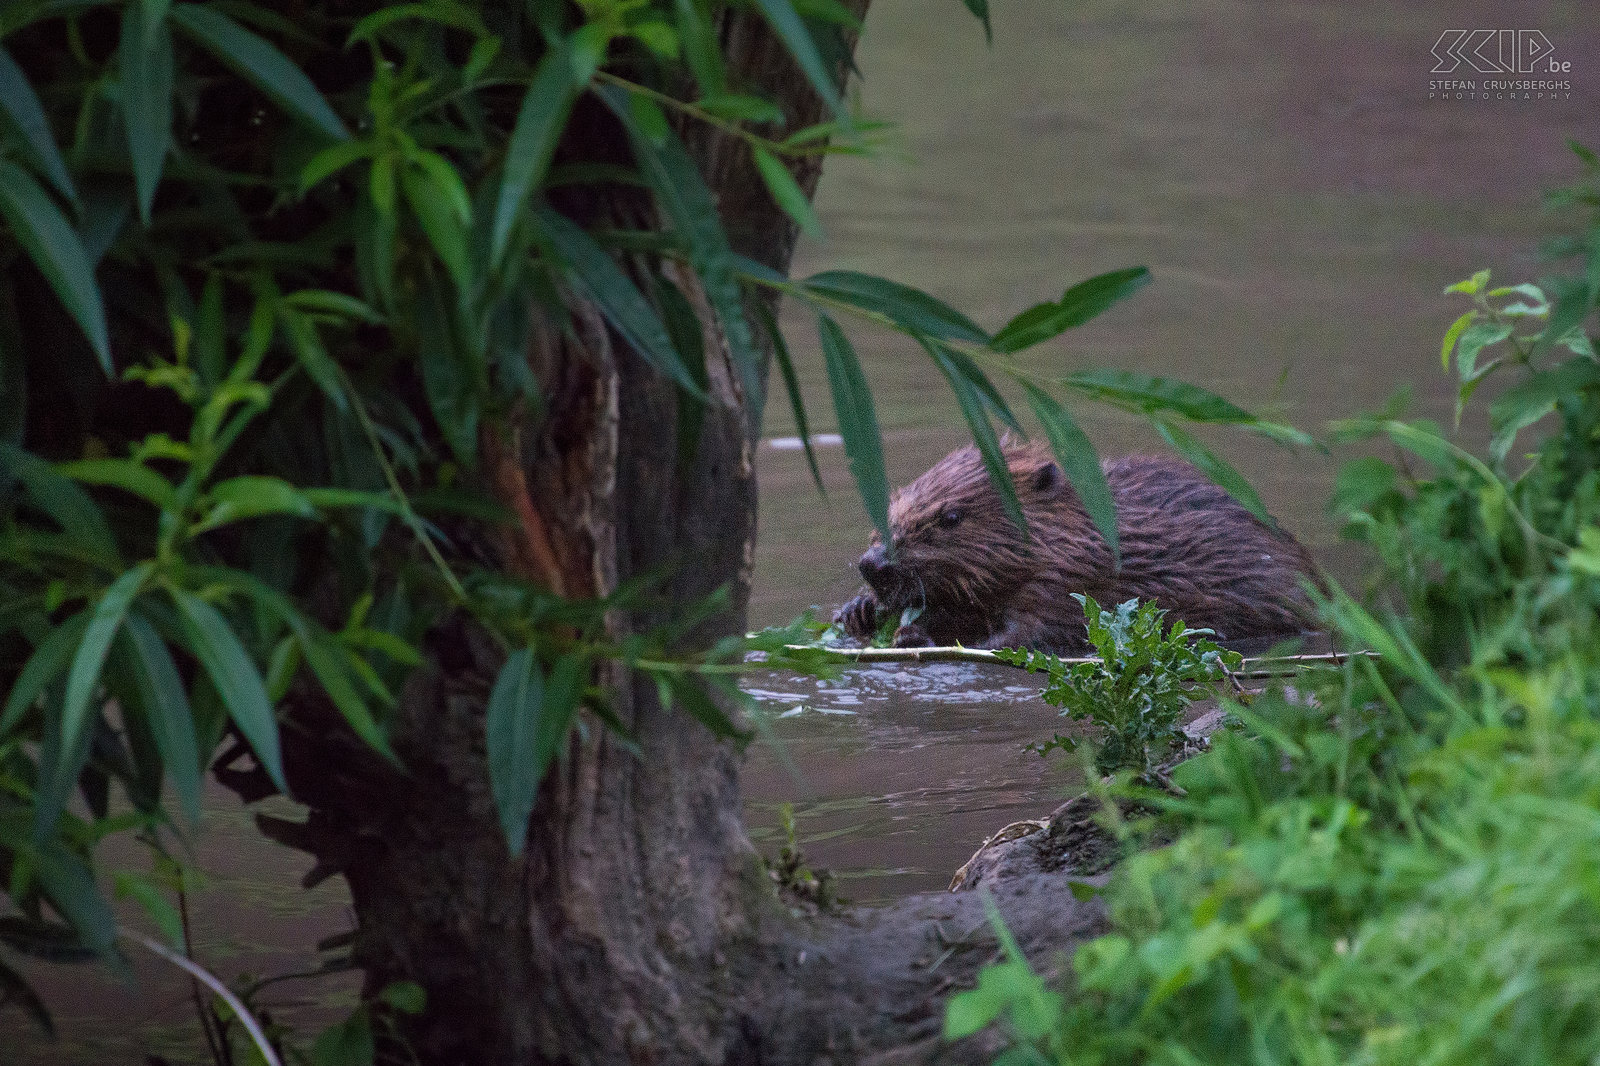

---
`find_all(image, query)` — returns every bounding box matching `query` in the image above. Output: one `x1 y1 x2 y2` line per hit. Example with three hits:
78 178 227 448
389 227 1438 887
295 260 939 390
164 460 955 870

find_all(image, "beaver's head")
857 441 1068 616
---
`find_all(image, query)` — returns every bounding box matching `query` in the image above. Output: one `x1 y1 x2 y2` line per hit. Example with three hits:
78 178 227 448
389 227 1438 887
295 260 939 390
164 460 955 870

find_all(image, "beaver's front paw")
833 592 879 641
891 622 935 648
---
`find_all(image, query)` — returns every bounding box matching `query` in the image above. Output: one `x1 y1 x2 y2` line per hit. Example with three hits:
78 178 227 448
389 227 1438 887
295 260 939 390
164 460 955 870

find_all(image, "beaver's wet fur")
834 441 1318 652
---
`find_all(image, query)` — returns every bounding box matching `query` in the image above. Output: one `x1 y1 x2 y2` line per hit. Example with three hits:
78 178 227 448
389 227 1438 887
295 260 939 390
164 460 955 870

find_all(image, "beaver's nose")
858 543 889 583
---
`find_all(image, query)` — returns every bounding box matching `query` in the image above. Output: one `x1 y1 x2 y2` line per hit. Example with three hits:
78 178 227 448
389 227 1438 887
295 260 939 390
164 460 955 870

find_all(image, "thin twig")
119 929 284 1066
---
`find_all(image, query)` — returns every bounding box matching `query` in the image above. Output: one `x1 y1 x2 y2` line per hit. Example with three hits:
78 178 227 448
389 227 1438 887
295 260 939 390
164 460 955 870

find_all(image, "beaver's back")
1093 456 1316 640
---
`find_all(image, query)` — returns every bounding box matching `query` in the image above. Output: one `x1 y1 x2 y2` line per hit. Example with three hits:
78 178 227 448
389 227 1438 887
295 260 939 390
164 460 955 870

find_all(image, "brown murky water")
10 0 1596 1059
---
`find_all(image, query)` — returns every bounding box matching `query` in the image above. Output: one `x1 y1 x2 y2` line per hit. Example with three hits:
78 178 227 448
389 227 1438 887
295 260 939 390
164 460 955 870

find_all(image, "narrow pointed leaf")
752 146 821 238
56 458 176 510
751 0 842 116
817 313 889 544
0 442 118 562
1153 419 1270 524
490 48 577 265
0 161 110 370
1063 368 1313 446
119 5 175 224
960 0 992 43
934 342 1022 433
615 105 762 415
171 589 284 792
119 613 202 822
0 611 90 739
537 208 703 397
486 646 544 854
0 45 75 204
299 630 397 764
1020 380 1118 563
31 844 115 953
991 267 1149 354
402 167 470 290
61 562 153 763
805 270 988 345
927 341 1025 535
170 5 348 140
755 300 823 493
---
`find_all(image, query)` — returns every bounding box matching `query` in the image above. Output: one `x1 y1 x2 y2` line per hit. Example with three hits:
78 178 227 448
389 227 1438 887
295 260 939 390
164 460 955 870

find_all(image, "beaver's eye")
939 509 963 529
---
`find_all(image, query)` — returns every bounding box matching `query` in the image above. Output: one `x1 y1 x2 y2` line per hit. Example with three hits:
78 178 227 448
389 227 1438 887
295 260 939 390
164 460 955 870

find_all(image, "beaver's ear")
1032 462 1061 494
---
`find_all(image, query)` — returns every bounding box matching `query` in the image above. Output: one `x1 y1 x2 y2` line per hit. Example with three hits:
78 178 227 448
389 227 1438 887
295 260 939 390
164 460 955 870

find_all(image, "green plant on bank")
947 143 1600 1064
0 0 1312 1053
764 801 836 909
997 595 1241 777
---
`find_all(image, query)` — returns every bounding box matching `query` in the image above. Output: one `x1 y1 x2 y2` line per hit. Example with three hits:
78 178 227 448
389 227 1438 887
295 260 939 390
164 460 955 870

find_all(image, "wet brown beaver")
833 441 1318 652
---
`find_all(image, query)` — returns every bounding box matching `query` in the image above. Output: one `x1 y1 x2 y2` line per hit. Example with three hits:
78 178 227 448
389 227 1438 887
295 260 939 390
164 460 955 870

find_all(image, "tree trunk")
244 7 1109 1064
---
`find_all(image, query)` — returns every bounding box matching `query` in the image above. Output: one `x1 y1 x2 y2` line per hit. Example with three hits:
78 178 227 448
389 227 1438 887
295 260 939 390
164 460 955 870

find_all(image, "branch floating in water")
768 644 1373 678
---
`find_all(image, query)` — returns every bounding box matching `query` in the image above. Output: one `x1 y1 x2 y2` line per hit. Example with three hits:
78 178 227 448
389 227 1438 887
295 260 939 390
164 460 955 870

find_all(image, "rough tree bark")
242 6 1108 1064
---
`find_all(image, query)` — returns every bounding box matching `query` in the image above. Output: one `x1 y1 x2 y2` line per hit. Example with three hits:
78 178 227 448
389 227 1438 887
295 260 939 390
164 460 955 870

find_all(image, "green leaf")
806 270 988 345
675 0 726 94
193 475 317 534
284 289 386 325
1488 357 1600 452
279 307 346 411
0 443 119 564
490 47 577 266
61 562 153 768
1531 276 1592 361
486 646 544 855
377 981 426 1015
933 342 1022 433
751 0 842 116
536 208 703 397
1063 369 1314 447
990 267 1150 354
311 1007 375 1066
1152 420 1271 525
402 166 470 290
927 341 1025 535
413 273 478 464
616 107 763 415
0 611 90 739
754 299 823 493
1453 321 1512 379
55 458 176 511
1444 269 1490 296
1440 309 1476 369
959 0 992 43
0 45 76 205
300 139 372 196
298 629 397 764
752 146 821 238
31 843 115 953
119 3 175 225
0 161 110 370
119 613 202 822
1020 380 1118 563
113 871 184 947
817 313 890 545
170 5 348 140
171 588 285 792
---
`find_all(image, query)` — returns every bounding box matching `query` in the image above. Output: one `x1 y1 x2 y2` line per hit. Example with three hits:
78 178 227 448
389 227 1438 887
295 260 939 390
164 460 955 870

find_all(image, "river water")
10 0 1595 1060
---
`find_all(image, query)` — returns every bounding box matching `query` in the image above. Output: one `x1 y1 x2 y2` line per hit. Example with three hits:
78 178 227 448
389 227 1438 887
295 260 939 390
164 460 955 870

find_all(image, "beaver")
833 440 1318 652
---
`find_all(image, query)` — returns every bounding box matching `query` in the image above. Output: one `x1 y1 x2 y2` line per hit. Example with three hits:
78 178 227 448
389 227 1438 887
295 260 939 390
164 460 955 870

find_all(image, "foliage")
0 0 1305 1045
948 145 1600 1064
997 595 1240 777
763 801 836 910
